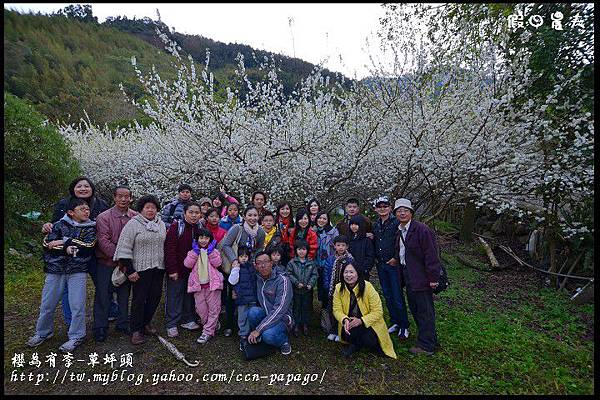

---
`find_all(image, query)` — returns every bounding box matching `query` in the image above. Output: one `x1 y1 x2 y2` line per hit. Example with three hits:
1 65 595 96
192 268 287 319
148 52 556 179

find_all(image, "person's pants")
237 303 257 337
221 274 236 330
341 323 381 352
293 289 313 326
93 263 130 332
130 268 165 333
61 256 100 325
165 274 197 328
316 264 327 304
193 289 221 337
35 273 87 340
377 262 409 329
248 307 289 347
401 266 438 352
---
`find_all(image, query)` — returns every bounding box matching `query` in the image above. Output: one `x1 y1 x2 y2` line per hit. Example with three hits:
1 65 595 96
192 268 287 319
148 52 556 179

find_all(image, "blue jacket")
161 197 187 225
315 226 339 269
233 262 258 306
218 215 243 231
255 269 294 334
373 215 400 263
52 196 108 223
43 215 97 274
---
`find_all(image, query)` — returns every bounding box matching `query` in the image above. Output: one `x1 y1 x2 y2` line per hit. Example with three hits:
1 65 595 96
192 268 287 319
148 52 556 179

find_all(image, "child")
348 215 375 281
219 203 243 232
268 245 286 275
211 186 239 218
288 209 318 261
227 246 257 350
261 211 281 252
183 229 222 344
323 235 355 341
27 198 97 352
286 240 318 336
205 208 228 244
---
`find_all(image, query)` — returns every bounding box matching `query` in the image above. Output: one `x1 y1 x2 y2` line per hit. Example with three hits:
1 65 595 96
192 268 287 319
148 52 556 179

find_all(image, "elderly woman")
332 262 397 359
114 195 167 345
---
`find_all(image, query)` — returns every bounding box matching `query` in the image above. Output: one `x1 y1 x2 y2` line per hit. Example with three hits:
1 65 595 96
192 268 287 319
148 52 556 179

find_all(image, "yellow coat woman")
332 281 397 359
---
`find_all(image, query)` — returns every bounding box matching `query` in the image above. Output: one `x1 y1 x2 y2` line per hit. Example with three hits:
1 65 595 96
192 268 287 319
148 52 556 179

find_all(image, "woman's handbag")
320 308 333 333
240 339 276 361
218 225 244 274
111 266 127 287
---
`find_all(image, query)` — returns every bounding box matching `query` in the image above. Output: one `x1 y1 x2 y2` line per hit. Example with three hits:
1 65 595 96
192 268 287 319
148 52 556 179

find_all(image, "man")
372 196 410 340
393 198 441 356
247 251 294 355
93 185 138 342
335 198 373 237
251 191 269 220
161 184 193 225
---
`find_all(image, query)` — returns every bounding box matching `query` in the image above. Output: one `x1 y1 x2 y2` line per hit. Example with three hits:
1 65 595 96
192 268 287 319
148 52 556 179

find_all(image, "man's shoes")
223 328 233 337
342 344 359 358
388 324 399 334
144 324 157 335
326 333 337 341
59 337 84 353
180 321 200 330
27 333 53 347
131 331 147 345
94 328 108 342
409 346 434 356
398 328 410 340
280 342 292 355
167 327 179 338
115 326 131 336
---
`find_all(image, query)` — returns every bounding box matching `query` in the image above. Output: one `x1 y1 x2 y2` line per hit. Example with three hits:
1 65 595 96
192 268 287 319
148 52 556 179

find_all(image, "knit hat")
393 198 414 213
198 197 212 206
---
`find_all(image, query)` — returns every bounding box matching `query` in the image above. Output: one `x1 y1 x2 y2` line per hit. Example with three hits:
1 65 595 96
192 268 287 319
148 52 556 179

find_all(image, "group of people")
27 177 443 359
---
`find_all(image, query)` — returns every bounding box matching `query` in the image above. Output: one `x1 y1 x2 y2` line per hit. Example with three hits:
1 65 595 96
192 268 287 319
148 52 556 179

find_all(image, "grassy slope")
3 239 593 395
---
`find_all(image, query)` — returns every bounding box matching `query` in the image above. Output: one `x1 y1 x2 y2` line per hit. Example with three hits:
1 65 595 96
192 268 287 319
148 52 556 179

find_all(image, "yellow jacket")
332 281 397 359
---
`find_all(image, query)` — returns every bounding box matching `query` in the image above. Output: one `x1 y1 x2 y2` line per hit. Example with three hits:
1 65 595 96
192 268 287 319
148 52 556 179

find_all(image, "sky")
4 3 392 79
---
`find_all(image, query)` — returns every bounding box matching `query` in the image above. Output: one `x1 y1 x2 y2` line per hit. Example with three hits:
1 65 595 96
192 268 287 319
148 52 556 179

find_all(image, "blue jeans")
376 261 409 329
61 257 100 325
248 307 288 347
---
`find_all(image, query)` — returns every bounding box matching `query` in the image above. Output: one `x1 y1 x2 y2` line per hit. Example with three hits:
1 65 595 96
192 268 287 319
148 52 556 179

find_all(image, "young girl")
306 198 321 230
288 209 318 261
275 202 294 266
286 240 318 336
183 229 222 344
219 203 242 232
212 187 239 218
228 246 258 350
205 208 227 244
315 211 339 305
348 215 375 281
268 245 286 275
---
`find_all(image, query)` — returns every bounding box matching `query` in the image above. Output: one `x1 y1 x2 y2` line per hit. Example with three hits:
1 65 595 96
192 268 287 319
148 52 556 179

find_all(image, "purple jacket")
395 220 441 291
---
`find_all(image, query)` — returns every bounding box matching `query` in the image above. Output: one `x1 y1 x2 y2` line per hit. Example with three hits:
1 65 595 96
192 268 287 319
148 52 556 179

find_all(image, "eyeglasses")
256 260 272 266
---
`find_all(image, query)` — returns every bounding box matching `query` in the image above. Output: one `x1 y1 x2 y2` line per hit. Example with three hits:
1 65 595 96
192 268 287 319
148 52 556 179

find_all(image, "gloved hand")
207 239 217 254
192 239 200 255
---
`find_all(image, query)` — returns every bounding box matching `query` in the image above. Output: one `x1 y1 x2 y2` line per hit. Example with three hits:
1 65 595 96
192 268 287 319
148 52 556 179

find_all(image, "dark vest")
234 262 258 306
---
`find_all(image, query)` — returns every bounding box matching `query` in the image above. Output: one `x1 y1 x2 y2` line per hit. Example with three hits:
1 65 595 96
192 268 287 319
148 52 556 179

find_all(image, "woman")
219 206 266 337
41 176 110 326
211 187 239 218
114 195 167 345
275 202 294 266
306 198 321 229
332 262 397 359
288 209 318 260
315 211 339 304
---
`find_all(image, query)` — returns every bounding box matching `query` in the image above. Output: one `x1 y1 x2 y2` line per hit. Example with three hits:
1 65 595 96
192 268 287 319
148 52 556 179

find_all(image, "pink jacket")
183 249 223 293
220 195 239 218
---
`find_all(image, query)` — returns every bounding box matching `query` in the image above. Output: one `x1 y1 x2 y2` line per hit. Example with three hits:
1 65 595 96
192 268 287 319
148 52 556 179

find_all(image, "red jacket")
206 222 227 244
289 227 318 260
164 220 202 275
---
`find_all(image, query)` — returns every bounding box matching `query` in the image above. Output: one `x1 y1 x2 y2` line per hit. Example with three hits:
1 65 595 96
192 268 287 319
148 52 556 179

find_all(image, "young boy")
27 198 97 352
228 246 258 350
323 235 355 341
268 245 286 275
286 240 318 336
348 215 375 281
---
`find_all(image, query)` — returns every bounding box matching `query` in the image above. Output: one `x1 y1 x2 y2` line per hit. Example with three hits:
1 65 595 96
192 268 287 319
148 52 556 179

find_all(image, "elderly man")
247 251 294 355
393 198 441 356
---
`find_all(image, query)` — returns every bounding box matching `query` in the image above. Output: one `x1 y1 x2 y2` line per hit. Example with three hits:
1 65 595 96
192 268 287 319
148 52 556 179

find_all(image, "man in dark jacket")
372 196 410 340
393 198 441 356
161 184 193 225
336 198 373 237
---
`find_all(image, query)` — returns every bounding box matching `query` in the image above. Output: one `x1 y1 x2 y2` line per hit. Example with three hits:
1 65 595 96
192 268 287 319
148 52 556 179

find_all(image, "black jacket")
347 216 375 274
373 215 400 263
43 215 97 274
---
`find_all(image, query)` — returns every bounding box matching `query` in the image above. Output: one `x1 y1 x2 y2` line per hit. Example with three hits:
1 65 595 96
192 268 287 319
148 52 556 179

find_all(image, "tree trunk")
548 236 558 286
460 200 476 242
478 237 500 269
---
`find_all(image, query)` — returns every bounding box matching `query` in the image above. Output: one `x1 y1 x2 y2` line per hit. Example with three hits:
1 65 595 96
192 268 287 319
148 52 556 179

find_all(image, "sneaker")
239 337 247 352
326 333 336 341
223 328 232 337
398 328 409 340
180 321 200 330
409 346 434 356
334 335 341 342
59 338 84 353
388 324 399 334
167 327 179 338
196 333 211 344
280 342 292 355
27 333 53 347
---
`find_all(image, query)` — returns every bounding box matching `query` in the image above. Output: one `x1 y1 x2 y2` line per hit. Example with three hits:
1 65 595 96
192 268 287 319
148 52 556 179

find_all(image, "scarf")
348 287 362 318
195 248 210 285
134 214 161 232
243 221 259 250
264 226 277 247
327 252 351 305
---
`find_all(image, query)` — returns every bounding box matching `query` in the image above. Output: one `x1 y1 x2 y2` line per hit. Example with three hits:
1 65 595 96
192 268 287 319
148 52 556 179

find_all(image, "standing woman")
275 202 294 266
114 195 167 345
211 187 239 218
219 206 266 336
250 191 269 221
306 198 321 230
41 176 110 326
314 211 339 305
288 209 318 261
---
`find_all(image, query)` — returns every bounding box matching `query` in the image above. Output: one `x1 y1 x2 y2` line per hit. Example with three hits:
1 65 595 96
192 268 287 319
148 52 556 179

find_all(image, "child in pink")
183 228 222 344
